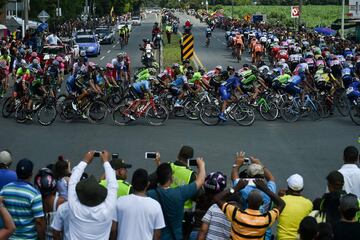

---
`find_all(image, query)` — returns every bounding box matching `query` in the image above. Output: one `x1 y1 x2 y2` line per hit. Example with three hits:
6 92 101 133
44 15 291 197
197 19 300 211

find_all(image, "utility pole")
298 0 302 31
24 0 29 39
341 0 345 39
231 0 234 19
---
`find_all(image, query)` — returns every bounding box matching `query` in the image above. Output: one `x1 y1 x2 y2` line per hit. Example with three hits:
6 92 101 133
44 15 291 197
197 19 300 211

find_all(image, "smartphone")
244 157 251 164
187 158 197 166
112 153 119 159
145 152 157 159
94 151 101 157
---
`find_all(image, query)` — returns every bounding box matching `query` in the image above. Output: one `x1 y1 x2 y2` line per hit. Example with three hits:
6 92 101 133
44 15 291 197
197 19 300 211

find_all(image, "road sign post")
181 34 194 61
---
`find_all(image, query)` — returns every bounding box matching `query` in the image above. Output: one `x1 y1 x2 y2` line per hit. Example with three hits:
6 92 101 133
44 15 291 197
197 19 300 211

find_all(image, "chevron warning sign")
181 34 194 61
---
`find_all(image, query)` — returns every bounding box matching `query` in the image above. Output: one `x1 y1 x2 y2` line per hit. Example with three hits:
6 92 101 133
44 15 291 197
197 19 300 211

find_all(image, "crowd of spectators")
0 145 359 240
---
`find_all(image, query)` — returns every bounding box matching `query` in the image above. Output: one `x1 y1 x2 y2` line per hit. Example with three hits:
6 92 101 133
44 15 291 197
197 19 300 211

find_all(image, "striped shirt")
0 180 44 240
202 203 231 240
222 203 279 240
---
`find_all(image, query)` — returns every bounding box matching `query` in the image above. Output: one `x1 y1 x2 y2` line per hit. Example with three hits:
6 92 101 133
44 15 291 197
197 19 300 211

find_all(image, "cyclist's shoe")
71 102 78 111
219 112 228 121
174 99 183 108
125 113 136 121
26 114 33 121
81 113 87 119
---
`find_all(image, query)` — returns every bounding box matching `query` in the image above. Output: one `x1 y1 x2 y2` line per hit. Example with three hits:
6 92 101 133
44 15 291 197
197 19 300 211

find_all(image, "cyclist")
136 68 157 82
124 24 130 44
233 33 244 60
205 26 212 46
128 78 155 120
180 59 191 74
45 60 60 97
346 79 360 103
219 71 243 121
0 48 11 97
111 53 128 86
170 70 192 107
104 63 118 87
119 26 127 47
252 40 264 64
152 22 161 42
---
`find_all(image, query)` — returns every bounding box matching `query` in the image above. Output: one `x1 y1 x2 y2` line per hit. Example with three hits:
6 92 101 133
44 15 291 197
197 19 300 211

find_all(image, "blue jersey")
133 80 150 93
96 74 105 85
342 67 352 77
288 75 303 85
171 75 188 88
221 76 241 91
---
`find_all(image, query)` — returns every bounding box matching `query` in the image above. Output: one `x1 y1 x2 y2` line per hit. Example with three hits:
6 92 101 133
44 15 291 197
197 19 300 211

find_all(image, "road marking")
112 45 116 48
107 50 111 54
100 56 105 60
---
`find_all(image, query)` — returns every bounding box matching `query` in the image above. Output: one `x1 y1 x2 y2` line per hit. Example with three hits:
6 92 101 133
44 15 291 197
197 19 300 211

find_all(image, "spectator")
0 196 15 239
0 150 17 190
277 174 313 240
100 157 133 197
189 171 227 239
53 155 71 200
316 223 333 240
0 158 45 239
310 171 345 226
197 193 240 240
231 152 276 239
165 22 172 44
298 216 318 240
68 151 118 240
333 193 360 240
147 158 206 240
34 168 66 239
52 169 88 240
214 179 285 240
338 146 360 198
112 168 165 240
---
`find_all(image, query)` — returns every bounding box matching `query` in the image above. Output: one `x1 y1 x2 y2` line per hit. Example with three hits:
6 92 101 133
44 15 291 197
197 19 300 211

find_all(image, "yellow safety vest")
99 179 131 197
170 162 194 210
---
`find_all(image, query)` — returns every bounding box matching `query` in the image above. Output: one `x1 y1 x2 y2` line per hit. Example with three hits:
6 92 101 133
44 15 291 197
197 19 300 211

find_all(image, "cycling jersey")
15 68 30 82
277 74 291 85
254 44 263 53
171 75 188 88
347 81 360 100
241 70 257 86
133 80 150 93
136 69 150 82
219 76 241 101
206 29 212 37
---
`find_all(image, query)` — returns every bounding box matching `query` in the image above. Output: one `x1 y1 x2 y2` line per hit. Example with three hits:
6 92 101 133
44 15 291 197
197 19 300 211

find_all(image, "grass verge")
163 33 182 68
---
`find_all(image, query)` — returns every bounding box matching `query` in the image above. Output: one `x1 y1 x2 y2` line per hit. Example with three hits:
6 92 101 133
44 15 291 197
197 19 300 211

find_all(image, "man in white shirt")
68 150 118 240
112 168 165 240
46 33 62 45
51 202 70 240
338 146 360 198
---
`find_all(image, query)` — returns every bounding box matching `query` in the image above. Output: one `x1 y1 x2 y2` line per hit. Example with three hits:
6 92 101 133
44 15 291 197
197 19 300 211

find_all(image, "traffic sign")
244 15 251 22
291 6 300 18
181 34 194 61
38 10 50 23
349 0 360 19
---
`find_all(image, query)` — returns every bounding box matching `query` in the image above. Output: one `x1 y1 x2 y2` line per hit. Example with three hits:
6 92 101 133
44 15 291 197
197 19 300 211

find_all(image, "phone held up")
94 151 101 157
145 152 157 159
187 158 197 167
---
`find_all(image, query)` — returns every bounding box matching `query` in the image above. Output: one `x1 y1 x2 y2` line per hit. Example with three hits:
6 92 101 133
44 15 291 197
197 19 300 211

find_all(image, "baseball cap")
247 164 264 177
0 150 13 165
287 174 304 191
16 158 34 179
110 158 132 170
340 193 359 211
178 146 194 160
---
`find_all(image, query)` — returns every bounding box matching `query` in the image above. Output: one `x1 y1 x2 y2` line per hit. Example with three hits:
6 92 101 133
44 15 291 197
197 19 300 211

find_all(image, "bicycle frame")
126 98 157 117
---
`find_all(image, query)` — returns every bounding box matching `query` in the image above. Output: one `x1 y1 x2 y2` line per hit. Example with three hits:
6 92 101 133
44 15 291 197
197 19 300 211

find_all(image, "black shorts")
130 87 144 99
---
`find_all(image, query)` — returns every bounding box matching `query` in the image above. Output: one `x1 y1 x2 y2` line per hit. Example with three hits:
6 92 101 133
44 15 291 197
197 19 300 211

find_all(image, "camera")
94 151 101 157
145 152 157 159
187 158 197 166
244 157 251 164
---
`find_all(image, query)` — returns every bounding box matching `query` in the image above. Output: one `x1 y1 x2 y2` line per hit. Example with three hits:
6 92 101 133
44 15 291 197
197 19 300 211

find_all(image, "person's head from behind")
204 172 227 195
247 163 264 179
247 190 263 210
177 145 194 163
339 193 359 221
298 216 318 240
343 146 359 164
287 173 304 194
0 150 13 169
316 223 333 240
16 158 34 180
326 171 344 192
53 155 70 179
156 163 173 186
132 168 149 192
34 168 57 197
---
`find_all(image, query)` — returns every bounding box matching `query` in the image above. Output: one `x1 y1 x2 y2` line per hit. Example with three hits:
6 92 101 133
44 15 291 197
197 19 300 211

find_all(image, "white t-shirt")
51 202 70 240
339 164 360 198
113 194 165 240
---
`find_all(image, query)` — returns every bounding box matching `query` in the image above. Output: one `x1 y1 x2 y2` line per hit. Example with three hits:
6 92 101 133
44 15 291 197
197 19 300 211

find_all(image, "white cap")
287 174 304 191
0 150 13 166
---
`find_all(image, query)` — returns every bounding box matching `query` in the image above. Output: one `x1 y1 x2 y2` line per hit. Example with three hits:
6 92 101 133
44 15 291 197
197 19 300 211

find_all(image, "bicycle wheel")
107 93 122 109
309 100 323 121
199 103 221 126
15 105 27 123
112 104 132 125
349 103 360 126
231 103 255 126
184 101 201 120
2 97 15 118
259 101 279 121
280 100 300 123
56 94 67 114
334 92 349 117
87 100 108 124
37 104 57 126
145 104 169 126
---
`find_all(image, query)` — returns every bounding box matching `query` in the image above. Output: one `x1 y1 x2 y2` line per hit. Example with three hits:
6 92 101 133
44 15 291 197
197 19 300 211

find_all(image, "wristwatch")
229 188 235 194
0 203 4 208
232 164 239 168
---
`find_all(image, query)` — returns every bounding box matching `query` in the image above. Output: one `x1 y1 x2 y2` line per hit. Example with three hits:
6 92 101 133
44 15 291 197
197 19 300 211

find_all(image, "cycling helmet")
220 70 229 79
88 62 97 69
227 66 235 71
204 172 227 193
215 65 223 71
31 52 38 58
146 39 151 43
117 51 126 58
34 168 57 196
186 70 194 76
32 59 39 65
172 63 180 68
243 63 249 68
183 59 190 64
56 56 64 62
52 60 59 66
80 50 86 57
106 63 114 69
21 60 27 68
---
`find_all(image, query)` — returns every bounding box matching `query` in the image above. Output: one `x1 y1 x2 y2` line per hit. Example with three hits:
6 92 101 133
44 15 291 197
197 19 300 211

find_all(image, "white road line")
112 45 116 48
107 50 111 53
100 56 105 60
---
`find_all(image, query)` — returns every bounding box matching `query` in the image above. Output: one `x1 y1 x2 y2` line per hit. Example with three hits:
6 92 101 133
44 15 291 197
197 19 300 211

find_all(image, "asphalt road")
0 13 358 200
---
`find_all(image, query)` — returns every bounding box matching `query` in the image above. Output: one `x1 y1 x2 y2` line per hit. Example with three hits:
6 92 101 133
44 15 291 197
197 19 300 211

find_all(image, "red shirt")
185 21 191 27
